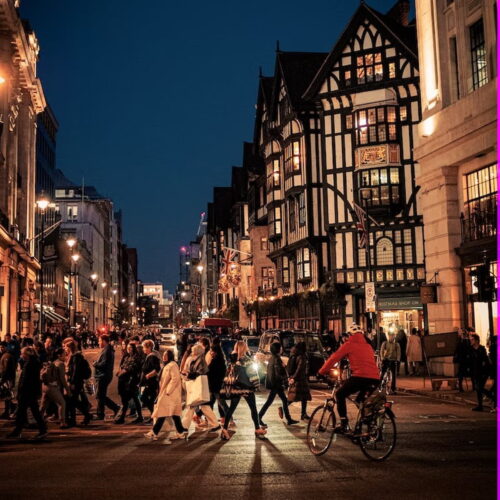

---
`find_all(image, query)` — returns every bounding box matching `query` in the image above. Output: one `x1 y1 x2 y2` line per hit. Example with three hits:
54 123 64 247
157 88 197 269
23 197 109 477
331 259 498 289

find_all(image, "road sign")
365 282 376 312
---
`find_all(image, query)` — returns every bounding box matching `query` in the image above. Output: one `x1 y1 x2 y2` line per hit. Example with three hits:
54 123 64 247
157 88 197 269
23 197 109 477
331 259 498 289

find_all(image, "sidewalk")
396 375 492 407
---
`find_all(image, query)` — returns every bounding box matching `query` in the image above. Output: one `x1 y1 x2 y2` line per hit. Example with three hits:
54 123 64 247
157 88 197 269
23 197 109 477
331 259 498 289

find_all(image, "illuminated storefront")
377 296 423 335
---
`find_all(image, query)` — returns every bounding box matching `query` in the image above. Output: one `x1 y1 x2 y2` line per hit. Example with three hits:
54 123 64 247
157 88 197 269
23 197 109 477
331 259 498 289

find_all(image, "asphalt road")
0 347 496 500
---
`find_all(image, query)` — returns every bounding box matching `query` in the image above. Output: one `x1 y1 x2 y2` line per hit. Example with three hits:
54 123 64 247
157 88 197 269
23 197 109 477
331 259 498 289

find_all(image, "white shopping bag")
185 375 210 407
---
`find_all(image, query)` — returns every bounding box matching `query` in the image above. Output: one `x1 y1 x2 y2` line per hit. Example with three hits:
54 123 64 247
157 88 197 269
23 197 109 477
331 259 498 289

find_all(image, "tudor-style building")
252 51 330 332
304 0 426 334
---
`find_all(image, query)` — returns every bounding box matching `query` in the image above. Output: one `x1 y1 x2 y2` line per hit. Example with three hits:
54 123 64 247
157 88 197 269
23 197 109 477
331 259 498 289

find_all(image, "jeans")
336 377 379 420
474 376 495 408
96 378 119 417
224 392 260 430
209 392 229 419
67 387 91 424
14 397 47 434
258 388 292 423
382 360 398 391
119 388 142 420
141 382 159 414
153 415 185 435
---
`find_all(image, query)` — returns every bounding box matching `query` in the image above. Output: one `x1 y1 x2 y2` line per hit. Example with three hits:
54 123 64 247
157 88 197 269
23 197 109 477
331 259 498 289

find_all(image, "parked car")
254 330 327 381
159 327 176 345
242 335 260 355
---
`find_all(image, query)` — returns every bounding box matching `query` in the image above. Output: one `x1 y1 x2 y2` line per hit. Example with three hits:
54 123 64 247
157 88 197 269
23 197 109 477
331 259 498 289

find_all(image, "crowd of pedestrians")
0 323 496 442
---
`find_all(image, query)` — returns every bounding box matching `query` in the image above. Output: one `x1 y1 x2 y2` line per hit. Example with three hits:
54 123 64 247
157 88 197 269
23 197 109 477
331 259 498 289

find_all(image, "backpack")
40 362 59 385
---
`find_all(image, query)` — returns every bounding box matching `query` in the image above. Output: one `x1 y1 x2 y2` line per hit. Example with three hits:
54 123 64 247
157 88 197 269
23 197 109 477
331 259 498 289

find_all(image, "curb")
398 387 477 406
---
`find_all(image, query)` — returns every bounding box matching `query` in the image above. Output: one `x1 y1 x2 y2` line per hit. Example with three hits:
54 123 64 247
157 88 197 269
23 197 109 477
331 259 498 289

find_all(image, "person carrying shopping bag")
219 341 266 441
145 349 187 443
181 343 220 433
259 342 299 427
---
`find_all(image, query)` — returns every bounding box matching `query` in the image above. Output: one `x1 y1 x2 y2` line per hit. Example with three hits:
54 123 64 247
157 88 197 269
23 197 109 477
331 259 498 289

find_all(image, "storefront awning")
35 304 68 323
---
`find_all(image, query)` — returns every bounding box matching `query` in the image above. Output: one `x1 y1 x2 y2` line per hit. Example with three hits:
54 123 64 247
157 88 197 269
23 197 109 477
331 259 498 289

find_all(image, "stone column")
419 165 464 334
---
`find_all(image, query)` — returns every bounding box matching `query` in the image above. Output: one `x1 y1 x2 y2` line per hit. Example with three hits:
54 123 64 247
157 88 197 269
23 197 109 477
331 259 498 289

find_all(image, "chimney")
387 0 410 27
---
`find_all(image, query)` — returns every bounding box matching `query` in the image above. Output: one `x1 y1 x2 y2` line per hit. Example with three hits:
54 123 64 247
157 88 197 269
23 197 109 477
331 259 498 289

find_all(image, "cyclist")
318 323 380 434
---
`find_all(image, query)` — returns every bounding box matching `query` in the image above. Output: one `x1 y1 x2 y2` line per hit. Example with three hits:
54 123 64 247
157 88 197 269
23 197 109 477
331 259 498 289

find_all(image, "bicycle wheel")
359 410 396 461
306 404 336 456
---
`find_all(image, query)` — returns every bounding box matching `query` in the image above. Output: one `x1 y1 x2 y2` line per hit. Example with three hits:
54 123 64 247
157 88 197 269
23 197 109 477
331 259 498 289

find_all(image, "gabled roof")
303 1 417 100
275 51 328 108
253 76 274 147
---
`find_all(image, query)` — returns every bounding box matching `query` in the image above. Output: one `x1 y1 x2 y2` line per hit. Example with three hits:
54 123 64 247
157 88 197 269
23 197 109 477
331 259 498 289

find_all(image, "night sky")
20 0 411 291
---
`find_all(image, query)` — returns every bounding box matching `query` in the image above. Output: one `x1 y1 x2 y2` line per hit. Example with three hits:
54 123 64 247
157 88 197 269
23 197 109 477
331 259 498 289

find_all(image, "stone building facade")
0 1 45 336
414 0 497 349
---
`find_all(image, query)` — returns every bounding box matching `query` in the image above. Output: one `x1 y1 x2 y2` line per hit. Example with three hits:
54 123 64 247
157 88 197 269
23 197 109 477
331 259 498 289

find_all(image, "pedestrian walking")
286 342 311 421
220 341 266 441
371 327 387 353
380 332 400 392
64 339 93 426
206 336 229 423
0 341 16 419
140 339 161 417
115 342 143 424
454 329 472 392
488 335 497 411
40 348 70 428
407 328 423 376
470 334 494 411
181 343 220 432
7 347 47 439
93 334 120 420
396 329 409 375
258 342 299 427
145 349 187 443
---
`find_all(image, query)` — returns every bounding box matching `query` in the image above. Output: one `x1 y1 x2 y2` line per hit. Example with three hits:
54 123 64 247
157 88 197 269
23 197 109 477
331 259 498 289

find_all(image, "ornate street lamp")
35 192 51 335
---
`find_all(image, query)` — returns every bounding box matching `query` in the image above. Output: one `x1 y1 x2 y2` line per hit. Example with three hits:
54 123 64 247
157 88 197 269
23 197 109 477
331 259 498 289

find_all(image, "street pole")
39 209 45 337
363 196 377 337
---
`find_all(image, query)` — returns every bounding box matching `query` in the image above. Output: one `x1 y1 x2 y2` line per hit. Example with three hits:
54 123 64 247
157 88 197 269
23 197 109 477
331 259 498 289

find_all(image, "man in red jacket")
318 324 380 433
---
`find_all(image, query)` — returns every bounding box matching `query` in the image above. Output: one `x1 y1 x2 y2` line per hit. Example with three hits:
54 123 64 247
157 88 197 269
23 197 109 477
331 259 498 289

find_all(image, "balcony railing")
461 208 497 243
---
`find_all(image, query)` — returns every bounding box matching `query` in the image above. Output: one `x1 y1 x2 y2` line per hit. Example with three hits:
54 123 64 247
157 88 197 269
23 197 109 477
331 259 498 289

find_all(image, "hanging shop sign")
355 144 400 169
365 282 376 312
420 283 438 304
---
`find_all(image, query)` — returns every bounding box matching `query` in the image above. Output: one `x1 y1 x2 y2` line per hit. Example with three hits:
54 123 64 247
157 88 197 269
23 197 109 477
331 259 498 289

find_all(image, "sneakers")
259 420 267 429
301 414 311 421
208 425 221 433
286 419 300 426
144 431 158 441
278 407 284 420
334 420 351 435
255 428 267 438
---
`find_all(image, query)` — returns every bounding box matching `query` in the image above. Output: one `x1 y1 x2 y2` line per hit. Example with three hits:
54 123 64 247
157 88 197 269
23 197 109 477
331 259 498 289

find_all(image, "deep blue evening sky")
21 0 410 291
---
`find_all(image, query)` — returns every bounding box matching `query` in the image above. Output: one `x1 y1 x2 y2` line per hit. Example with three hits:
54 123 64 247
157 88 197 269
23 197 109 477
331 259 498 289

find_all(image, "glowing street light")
90 273 98 281
101 281 107 288
71 253 80 263
66 237 77 249
35 192 50 212
196 264 204 273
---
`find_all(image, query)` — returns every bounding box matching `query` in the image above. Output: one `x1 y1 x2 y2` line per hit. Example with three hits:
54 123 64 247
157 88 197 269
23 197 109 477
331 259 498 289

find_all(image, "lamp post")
35 192 50 336
70 253 80 327
101 281 107 329
90 273 98 332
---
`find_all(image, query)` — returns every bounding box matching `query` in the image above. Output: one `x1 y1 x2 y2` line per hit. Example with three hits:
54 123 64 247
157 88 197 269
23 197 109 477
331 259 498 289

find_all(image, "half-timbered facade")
305 1 426 334
256 51 329 331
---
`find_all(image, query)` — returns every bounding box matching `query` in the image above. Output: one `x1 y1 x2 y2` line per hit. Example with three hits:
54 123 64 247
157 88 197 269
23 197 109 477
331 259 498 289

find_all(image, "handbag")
287 382 297 403
185 374 210 407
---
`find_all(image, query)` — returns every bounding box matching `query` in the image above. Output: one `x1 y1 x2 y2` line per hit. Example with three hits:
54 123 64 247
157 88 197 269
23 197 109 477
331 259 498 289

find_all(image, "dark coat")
17 355 42 401
471 345 490 380
118 353 142 396
94 344 115 381
454 338 472 377
207 347 226 393
67 352 88 390
287 351 311 402
265 353 288 391
0 351 16 383
396 331 408 362
141 353 161 387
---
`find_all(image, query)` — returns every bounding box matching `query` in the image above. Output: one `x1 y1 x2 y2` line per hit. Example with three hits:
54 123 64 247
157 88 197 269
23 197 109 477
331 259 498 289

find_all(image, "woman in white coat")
145 349 187 442
406 329 423 375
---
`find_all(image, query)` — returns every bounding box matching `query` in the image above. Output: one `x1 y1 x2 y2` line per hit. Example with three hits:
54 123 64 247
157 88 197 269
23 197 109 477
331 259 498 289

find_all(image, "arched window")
376 237 394 266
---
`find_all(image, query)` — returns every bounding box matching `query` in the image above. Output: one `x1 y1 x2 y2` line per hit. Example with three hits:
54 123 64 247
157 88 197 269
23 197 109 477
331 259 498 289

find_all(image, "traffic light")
470 265 496 302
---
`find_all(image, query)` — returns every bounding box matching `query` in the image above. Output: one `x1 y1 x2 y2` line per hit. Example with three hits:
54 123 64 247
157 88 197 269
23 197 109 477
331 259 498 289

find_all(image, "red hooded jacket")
319 333 380 380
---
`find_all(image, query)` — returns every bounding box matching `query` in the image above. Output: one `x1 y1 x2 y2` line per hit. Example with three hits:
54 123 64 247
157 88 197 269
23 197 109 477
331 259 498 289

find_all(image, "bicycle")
306 368 397 461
